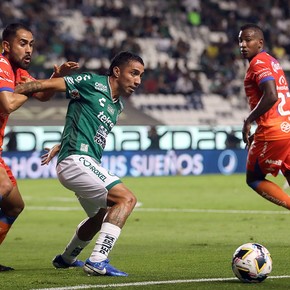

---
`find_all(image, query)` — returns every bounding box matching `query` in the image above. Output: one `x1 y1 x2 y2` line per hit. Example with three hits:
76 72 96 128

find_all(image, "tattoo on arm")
15 81 43 95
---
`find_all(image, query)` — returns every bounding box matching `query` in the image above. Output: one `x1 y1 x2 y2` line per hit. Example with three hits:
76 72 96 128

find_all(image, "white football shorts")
56 154 122 217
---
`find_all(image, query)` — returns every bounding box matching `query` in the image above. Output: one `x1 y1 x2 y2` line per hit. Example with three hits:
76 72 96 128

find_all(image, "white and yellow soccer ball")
232 243 272 283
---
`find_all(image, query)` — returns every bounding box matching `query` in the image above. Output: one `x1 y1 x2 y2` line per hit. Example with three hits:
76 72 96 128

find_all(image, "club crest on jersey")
271 60 282 73
69 89 80 99
95 82 108 92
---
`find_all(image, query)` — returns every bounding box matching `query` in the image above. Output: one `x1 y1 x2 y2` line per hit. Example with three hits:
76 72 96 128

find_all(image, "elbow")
4 104 16 114
34 96 51 102
33 92 54 102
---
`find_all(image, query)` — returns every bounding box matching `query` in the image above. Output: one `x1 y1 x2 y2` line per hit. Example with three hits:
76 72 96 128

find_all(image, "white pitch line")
30 275 290 290
26 206 290 215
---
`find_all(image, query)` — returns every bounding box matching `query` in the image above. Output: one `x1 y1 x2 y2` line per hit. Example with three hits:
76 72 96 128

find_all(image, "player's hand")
53 61 79 77
41 144 61 165
242 119 252 149
15 76 35 85
246 134 254 150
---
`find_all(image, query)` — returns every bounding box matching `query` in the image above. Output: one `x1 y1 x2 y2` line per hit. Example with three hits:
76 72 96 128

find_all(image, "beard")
10 55 31 70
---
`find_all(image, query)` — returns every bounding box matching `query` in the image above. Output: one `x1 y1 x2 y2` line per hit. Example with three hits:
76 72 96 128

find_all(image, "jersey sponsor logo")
278 75 287 85
281 121 290 133
277 75 288 91
265 159 282 166
94 82 108 92
97 111 115 129
0 76 13 83
257 71 272 81
78 156 107 182
107 104 115 115
94 125 108 149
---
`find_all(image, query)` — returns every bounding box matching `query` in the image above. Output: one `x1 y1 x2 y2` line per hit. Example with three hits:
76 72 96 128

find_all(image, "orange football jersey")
244 51 290 140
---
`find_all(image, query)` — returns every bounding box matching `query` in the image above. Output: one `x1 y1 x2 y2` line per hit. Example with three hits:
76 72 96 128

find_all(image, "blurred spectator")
172 37 190 59
2 0 290 115
147 126 161 150
5 129 17 152
225 130 241 149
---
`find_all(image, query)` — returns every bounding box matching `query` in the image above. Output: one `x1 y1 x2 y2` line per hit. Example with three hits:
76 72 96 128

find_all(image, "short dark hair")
2 23 32 42
240 23 264 39
108 51 144 76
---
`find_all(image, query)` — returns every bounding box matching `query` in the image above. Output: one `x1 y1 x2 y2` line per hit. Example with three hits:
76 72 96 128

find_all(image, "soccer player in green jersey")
16 51 144 276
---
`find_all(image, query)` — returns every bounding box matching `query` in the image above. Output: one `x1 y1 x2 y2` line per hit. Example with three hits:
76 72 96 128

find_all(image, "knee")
0 179 13 198
11 202 25 216
1 195 25 217
123 192 137 210
3 201 25 217
246 175 264 190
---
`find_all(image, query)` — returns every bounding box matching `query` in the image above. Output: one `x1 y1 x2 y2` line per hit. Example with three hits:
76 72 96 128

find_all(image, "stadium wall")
3 125 248 178
3 149 247 179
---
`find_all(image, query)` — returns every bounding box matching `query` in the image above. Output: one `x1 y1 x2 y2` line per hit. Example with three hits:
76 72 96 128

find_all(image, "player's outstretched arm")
15 78 67 101
33 61 79 102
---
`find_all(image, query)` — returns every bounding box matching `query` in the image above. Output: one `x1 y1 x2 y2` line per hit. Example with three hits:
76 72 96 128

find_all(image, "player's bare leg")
83 183 137 276
0 167 24 271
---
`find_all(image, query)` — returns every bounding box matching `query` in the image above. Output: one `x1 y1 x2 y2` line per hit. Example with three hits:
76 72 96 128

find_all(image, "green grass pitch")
1 174 290 290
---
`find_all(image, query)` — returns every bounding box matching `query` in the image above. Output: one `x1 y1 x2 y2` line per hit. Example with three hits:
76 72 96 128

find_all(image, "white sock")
61 219 91 264
89 222 121 263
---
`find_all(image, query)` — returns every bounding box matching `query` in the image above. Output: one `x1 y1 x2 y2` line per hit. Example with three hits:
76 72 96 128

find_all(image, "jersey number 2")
278 92 290 116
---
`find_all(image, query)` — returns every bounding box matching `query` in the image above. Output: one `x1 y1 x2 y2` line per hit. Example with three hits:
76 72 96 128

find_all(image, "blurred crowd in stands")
1 0 290 109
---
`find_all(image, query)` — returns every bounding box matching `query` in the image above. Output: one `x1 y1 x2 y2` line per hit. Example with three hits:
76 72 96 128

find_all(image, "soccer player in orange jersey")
0 23 78 271
239 23 290 209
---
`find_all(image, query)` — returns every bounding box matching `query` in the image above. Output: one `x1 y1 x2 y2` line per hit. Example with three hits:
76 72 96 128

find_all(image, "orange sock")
0 221 12 244
253 179 290 209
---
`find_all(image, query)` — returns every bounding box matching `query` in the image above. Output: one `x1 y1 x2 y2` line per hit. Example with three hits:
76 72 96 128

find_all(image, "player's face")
5 29 34 70
117 61 144 97
238 29 263 60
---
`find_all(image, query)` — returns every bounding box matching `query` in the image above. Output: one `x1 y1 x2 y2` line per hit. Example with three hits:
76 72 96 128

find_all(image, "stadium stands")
1 0 289 126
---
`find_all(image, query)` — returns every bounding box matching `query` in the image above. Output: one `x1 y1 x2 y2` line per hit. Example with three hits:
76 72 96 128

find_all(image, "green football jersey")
57 72 123 164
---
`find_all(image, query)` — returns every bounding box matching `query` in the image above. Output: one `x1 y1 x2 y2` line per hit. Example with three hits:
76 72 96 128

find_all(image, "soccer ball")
232 243 272 283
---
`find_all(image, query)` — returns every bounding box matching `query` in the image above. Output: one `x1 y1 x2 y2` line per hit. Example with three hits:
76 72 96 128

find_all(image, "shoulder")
0 55 12 73
64 72 101 84
248 52 272 72
0 55 10 67
16 68 35 81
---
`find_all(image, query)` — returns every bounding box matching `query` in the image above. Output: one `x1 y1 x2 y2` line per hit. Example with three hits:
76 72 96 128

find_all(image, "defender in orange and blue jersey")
0 23 79 272
239 23 290 209
0 25 34 273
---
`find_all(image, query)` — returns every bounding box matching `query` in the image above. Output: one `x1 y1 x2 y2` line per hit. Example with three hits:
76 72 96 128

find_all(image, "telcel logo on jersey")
97 111 114 129
95 82 108 92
